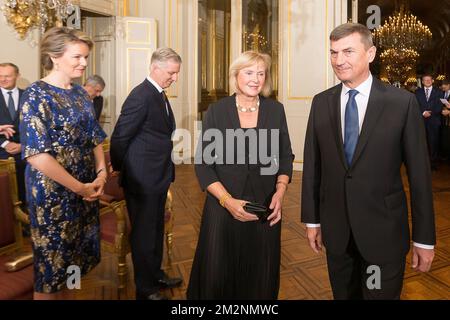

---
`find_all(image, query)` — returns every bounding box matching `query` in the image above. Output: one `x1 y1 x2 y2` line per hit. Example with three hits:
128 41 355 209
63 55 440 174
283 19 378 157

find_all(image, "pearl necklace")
236 96 260 112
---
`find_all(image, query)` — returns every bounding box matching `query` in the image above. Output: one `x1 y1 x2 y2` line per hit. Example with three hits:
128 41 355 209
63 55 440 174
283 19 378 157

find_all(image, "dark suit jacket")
443 92 450 127
0 89 23 159
415 86 442 127
110 79 175 194
93 96 103 121
301 78 436 263
195 94 293 205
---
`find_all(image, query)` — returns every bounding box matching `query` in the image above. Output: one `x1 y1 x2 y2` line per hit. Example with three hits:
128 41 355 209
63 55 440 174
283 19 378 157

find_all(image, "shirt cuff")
1 140 9 149
413 242 434 250
305 223 321 228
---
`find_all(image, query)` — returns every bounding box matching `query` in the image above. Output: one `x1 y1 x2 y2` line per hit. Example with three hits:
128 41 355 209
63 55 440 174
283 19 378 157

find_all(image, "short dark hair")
330 23 374 49
421 74 434 80
0 62 19 74
441 79 450 85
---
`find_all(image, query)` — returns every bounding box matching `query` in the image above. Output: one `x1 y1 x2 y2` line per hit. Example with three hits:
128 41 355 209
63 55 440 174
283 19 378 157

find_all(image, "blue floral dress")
20 81 106 293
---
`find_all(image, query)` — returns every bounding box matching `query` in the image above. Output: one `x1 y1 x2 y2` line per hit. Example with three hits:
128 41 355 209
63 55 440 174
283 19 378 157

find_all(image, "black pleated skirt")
187 181 281 300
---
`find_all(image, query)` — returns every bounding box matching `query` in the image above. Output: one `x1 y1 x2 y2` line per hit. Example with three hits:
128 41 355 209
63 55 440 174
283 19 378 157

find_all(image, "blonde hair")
229 51 272 97
40 27 93 71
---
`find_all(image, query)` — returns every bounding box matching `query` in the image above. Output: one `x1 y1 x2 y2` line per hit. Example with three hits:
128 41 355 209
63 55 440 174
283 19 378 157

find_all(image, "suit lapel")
227 94 241 129
350 78 386 167
144 79 174 131
431 87 440 100
0 92 13 122
327 84 348 169
166 98 176 131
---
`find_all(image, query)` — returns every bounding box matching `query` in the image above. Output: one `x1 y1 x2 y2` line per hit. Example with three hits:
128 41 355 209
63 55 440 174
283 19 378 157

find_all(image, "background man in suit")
301 23 436 300
83 74 105 121
110 48 182 300
415 74 443 170
440 79 450 160
0 62 26 206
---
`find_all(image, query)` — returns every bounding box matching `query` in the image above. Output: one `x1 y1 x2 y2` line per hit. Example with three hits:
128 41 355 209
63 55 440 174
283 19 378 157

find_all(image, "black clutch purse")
243 202 273 221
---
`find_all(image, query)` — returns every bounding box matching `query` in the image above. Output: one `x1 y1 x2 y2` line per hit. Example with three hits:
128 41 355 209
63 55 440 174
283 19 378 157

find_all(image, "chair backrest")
0 158 23 256
102 140 125 201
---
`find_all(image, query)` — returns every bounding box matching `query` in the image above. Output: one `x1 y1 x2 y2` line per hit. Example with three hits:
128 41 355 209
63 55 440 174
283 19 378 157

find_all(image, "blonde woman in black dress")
188 51 293 299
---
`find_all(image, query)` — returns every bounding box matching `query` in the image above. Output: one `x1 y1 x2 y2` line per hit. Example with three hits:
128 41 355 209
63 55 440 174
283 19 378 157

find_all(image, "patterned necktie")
161 90 170 117
344 89 359 166
425 88 430 101
7 91 16 119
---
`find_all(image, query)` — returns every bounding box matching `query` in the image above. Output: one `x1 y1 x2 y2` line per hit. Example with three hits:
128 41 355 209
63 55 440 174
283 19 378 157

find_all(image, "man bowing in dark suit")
301 23 436 300
0 62 26 206
83 74 105 121
110 48 182 300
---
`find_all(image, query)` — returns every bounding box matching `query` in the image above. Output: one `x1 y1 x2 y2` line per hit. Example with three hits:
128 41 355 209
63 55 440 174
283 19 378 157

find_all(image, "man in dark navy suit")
440 80 450 161
302 24 435 300
415 74 442 169
0 62 26 206
110 48 182 300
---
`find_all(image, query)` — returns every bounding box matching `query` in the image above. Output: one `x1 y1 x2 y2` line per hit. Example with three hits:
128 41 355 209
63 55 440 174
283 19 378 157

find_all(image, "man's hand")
423 111 432 118
4 142 21 155
0 124 15 139
411 246 434 272
442 109 450 116
306 226 323 253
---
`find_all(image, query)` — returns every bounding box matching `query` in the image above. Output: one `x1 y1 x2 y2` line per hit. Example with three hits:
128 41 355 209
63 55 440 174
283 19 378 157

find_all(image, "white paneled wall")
279 0 347 170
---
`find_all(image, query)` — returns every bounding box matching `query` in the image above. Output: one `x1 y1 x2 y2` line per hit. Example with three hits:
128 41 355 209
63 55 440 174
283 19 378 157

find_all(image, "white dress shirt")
422 86 434 117
146 76 169 116
1 87 19 111
1 87 19 149
306 74 433 249
340 74 373 140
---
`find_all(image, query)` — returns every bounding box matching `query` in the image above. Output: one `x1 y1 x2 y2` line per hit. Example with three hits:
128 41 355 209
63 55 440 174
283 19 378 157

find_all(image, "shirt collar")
1 87 18 95
342 74 373 98
146 76 163 93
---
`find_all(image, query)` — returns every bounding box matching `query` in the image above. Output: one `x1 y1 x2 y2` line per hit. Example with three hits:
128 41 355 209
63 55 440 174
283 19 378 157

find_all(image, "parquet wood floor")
75 163 450 300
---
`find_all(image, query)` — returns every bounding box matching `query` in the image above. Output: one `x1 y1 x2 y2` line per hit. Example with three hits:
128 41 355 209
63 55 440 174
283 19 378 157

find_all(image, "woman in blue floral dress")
20 27 107 299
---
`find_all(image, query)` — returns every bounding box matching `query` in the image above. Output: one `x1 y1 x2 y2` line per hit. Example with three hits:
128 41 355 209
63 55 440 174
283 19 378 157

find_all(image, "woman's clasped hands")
76 172 107 201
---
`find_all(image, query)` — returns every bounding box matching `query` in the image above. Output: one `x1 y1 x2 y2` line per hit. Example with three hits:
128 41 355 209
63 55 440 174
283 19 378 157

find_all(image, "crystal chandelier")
372 10 432 51
2 0 75 39
372 0 432 84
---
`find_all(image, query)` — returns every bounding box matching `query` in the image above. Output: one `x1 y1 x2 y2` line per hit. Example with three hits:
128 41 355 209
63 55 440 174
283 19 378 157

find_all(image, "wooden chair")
99 141 175 298
0 158 33 300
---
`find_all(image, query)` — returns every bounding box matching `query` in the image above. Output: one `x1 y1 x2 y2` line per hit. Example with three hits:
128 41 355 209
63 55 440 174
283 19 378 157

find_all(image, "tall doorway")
197 0 279 119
